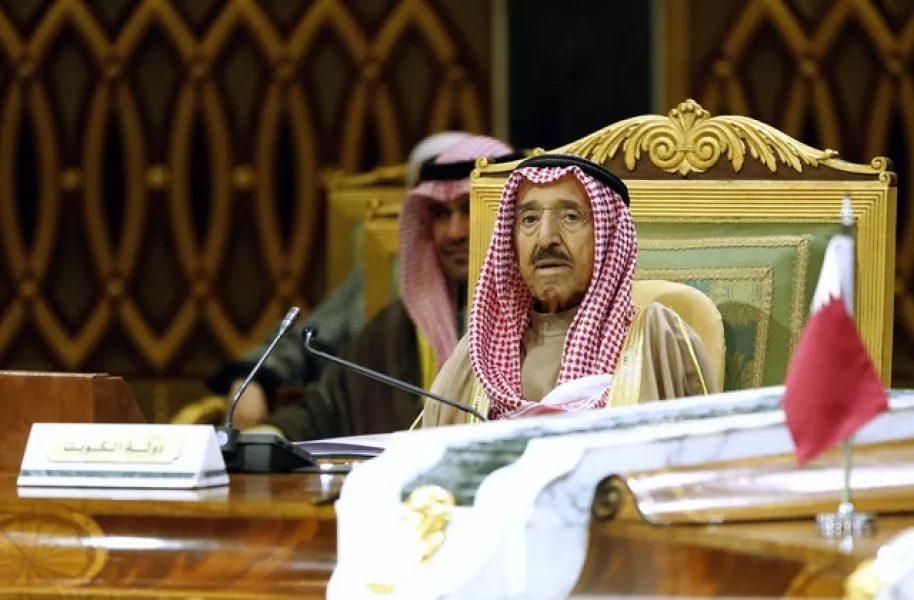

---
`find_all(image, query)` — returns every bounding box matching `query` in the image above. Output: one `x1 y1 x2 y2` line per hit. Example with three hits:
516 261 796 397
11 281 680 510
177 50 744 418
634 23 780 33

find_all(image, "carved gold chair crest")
469 100 897 390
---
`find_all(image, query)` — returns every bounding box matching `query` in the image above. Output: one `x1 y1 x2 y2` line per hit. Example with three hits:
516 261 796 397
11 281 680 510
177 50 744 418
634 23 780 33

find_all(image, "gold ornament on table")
364 485 456 594
845 558 881 600
0 508 107 587
403 484 456 563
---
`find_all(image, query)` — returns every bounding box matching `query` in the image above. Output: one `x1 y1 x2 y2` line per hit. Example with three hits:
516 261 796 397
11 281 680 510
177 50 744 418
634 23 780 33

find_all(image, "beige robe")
420 302 718 428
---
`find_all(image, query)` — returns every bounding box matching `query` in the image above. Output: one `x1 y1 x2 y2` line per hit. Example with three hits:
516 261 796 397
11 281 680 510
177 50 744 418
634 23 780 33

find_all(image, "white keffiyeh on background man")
422 154 719 427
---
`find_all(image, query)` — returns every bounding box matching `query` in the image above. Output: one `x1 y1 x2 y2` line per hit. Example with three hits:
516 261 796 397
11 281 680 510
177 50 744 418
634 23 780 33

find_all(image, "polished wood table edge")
619 439 914 525
598 514 914 568
0 473 342 519
620 490 914 526
0 586 328 599
0 496 339 519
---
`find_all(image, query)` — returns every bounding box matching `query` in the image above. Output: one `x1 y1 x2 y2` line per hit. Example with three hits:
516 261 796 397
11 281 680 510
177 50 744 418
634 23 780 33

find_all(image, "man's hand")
227 380 268 429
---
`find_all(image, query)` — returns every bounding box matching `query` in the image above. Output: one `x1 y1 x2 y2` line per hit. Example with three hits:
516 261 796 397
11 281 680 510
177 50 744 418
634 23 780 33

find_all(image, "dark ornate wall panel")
0 0 491 420
507 0 651 150
662 0 914 384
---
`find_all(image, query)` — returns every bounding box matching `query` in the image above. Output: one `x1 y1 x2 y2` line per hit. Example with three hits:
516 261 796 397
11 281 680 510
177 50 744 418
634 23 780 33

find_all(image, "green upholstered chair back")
633 225 840 390
469 100 897 391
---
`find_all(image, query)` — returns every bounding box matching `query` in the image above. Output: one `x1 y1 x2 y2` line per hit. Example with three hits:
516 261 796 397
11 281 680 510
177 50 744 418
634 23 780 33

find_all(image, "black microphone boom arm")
302 323 488 422
224 306 301 428
217 306 317 474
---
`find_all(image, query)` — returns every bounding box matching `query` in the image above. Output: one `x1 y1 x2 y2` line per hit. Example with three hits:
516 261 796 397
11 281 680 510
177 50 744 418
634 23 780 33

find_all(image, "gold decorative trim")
470 100 893 182
364 485 455 594
668 310 710 395
635 266 774 388
409 409 425 431
606 306 647 407
0 508 107 586
325 164 408 190
404 485 455 563
558 99 849 177
170 395 227 424
788 237 811 353
468 378 489 425
366 202 403 222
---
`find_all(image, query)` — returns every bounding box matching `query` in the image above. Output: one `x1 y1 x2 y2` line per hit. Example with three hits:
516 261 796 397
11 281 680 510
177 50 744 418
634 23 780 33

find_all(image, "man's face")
430 194 470 283
514 176 594 313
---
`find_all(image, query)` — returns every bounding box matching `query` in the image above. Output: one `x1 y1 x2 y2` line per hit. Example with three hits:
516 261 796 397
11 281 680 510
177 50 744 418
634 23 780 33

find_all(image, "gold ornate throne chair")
362 202 404 320
324 164 408 290
173 164 408 425
468 100 897 392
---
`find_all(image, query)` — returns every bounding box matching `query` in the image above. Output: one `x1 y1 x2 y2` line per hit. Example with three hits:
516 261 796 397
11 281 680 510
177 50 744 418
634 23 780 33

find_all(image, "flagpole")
841 435 853 506
816 195 876 543
839 196 855 511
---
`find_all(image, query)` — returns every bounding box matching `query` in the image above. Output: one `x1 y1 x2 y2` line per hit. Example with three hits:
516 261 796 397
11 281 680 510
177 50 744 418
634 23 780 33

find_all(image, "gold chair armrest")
171 395 228 425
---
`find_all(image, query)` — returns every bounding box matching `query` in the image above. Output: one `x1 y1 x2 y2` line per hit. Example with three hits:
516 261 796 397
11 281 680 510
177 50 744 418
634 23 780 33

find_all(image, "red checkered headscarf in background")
468 159 638 419
399 135 514 368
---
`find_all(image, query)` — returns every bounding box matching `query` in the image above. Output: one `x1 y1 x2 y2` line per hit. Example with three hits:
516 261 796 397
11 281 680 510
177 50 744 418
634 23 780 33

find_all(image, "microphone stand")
216 307 317 474
302 326 488 422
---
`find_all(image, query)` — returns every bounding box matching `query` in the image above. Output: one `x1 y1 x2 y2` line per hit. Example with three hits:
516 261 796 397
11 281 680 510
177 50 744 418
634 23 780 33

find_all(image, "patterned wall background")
663 0 914 384
0 0 491 420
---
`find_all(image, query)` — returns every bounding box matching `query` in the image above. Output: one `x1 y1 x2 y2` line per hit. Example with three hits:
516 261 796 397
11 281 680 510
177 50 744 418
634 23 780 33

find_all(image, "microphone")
216 306 317 474
224 306 301 429
302 323 488 423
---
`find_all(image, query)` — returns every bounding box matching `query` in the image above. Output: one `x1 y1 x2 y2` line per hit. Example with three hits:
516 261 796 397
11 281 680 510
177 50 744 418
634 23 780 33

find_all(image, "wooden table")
6 440 914 598
1 371 144 472
0 473 342 599
575 515 914 596
573 439 914 596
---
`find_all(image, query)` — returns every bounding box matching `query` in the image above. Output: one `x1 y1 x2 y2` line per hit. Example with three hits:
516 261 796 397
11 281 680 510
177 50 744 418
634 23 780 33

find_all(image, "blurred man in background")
207 131 473 429
246 135 517 439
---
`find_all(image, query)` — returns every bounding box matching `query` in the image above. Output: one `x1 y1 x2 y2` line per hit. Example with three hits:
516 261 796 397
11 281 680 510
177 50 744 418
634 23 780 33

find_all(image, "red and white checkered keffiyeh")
399 136 514 367
468 165 637 419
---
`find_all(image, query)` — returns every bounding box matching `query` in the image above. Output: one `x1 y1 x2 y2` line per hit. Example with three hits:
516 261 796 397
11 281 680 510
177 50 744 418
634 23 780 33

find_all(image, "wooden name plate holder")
0 370 145 472
330 386 914 599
